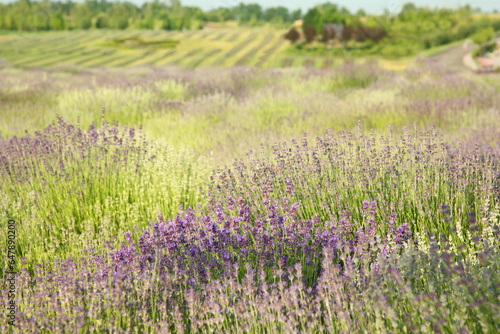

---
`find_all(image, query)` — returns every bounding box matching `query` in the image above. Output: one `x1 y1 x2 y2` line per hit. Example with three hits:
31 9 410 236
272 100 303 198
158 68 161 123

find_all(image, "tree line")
284 3 500 58
0 0 303 31
1 0 499 59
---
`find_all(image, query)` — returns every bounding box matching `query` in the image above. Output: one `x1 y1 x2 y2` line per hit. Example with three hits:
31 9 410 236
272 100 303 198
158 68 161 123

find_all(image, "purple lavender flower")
394 223 412 245
227 195 234 211
124 231 133 245
388 212 397 234
369 201 377 216
362 199 370 211
285 178 293 194
216 205 224 224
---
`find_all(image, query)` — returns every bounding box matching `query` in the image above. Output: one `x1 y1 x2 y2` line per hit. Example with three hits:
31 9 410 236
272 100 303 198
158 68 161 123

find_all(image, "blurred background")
0 0 499 70
1 0 500 165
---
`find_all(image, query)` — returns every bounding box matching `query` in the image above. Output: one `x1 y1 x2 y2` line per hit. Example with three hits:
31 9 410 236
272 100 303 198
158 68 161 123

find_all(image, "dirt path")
428 43 472 74
429 35 500 74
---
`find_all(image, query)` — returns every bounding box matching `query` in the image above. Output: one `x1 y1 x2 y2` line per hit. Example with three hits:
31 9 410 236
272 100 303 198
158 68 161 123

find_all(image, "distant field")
0 28 294 69
0 28 470 71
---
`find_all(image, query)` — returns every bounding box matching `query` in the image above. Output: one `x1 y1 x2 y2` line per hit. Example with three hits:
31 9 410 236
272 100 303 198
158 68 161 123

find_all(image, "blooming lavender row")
207 125 500 242
0 116 209 274
2 197 499 333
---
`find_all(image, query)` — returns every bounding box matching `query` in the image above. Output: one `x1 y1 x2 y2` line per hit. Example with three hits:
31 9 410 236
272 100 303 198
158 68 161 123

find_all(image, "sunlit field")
0 29 290 69
0 28 452 71
1 57 500 332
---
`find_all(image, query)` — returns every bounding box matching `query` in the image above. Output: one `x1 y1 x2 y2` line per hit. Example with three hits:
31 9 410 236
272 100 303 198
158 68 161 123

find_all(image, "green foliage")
263 6 290 23
94 13 109 29
379 39 420 58
49 11 65 30
292 3 500 58
470 27 495 46
236 3 263 24
192 19 204 30
290 9 302 22
109 4 132 30
135 17 155 29
72 2 92 30
303 4 348 36
160 12 184 31
302 8 322 35
205 8 235 22
115 17 129 30
473 40 498 58
1 0 493 41
318 3 345 25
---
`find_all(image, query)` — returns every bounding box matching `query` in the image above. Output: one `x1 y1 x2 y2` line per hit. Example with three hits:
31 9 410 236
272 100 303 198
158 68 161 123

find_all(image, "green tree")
470 27 495 56
291 9 302 22
11 0 32 31
0 5 6 29
135 17 155 29
399 2 417 22
264 6 290 23
94 13 109 28
356 9 366 17
72 2 92 29
142 0 165 20
236 3 263 24
32 0 52 31
160 11 170 30
168 14 184 30
319 3 346 24
49 11 66 30
2 13 17 30
87 0 112 15
160 11 184 31
109 3 132 29
303 7 321 35
205 8 234 22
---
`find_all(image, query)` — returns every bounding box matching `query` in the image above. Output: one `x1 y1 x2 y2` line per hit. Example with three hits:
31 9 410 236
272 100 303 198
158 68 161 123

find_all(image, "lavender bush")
0 116 210 274
2 196 499 332
207 126 500 242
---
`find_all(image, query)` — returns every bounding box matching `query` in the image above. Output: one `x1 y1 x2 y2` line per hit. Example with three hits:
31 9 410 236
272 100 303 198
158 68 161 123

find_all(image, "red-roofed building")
475 57 495 71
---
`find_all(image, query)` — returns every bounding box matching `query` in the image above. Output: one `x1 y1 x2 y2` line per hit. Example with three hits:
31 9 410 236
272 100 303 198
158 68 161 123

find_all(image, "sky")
146 0 499 15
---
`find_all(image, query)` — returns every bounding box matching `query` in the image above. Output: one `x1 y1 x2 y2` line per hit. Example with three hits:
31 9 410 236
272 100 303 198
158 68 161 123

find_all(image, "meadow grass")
1 59 499 165
0 59 500 332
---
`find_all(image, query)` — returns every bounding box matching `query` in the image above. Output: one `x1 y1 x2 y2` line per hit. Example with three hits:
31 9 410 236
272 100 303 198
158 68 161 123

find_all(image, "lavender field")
1 59 500 333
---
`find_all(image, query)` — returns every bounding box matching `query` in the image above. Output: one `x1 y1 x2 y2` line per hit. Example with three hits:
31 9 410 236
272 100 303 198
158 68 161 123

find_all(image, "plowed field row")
0 29 292 69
